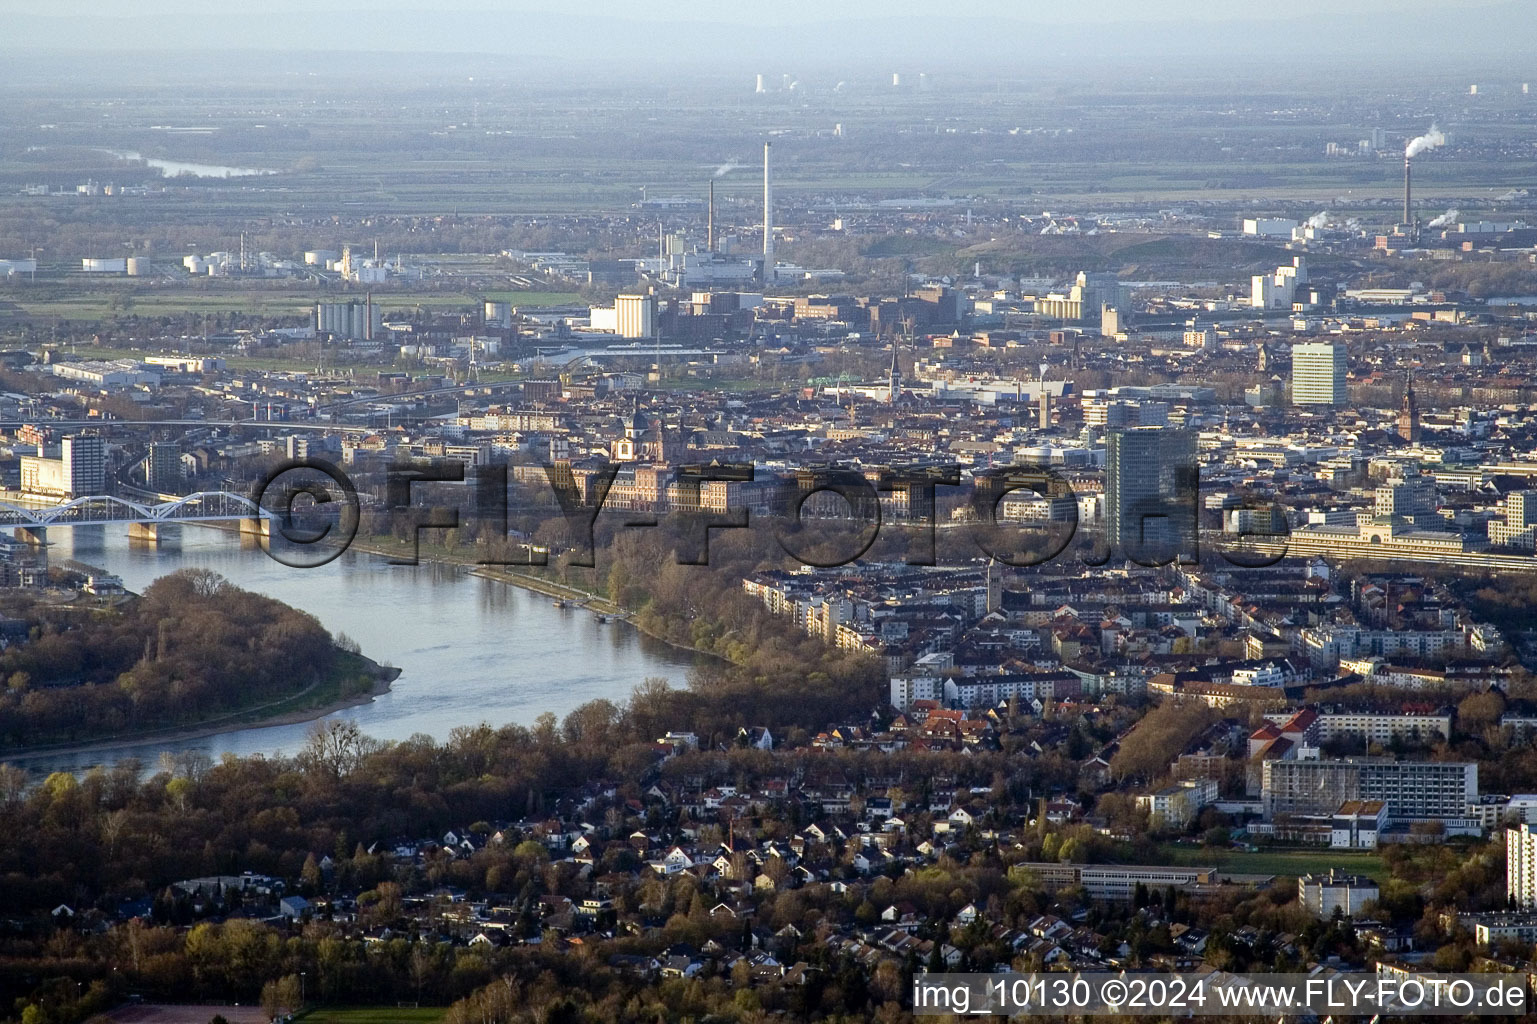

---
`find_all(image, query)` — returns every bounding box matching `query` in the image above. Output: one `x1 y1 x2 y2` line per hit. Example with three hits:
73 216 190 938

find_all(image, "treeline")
0 727 1154 1023
0 569 344 749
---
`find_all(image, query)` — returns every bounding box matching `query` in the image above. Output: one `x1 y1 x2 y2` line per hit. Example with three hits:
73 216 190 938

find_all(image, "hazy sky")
3 0 1531 64
0 0 1497 20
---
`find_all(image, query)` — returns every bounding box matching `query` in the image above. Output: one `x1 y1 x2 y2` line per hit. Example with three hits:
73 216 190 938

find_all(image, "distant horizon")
3 1 1536 71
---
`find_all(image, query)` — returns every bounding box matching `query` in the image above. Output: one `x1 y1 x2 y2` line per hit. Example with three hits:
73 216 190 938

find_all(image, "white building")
1489 490 1537 549
1332 799 1387 849
1314 710 1452 745
1292 341 1347 406
1136 779 1219 829
1243 217 1299 238
1252 257 1309 310
615 294 656 340
889 674 943 711
51 360 159 389
1508 824 1537 908
1299 870 1379 918
20 433 105 499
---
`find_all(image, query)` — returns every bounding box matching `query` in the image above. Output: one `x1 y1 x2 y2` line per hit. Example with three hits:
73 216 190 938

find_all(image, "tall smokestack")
1403 155 1412 226
707 178 715 252
762 142 773 271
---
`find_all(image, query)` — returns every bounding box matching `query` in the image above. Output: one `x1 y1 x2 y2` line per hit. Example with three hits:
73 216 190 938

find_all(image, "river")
5 526 700 775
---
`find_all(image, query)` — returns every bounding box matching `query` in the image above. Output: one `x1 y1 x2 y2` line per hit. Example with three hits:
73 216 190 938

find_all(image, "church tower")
1397 371 1421 443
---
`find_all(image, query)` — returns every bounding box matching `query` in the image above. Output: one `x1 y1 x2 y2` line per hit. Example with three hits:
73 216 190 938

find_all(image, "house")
652 847 693 875
736 726 774 750
660 954 706 978
278 896 311 920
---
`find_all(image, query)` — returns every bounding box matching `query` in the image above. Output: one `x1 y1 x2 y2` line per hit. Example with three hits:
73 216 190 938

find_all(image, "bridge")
0 419 375 435
0 491 272 544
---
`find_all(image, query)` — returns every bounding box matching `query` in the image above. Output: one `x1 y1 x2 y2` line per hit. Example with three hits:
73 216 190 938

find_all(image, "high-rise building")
62 435 105 498
146 442 182 492
1292 341 1348 406
1509 824 1537 907
1106 427 1197 563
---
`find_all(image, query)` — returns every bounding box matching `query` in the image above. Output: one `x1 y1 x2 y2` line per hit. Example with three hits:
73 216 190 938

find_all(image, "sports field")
1156 845 1386 879
294 1008 446 1024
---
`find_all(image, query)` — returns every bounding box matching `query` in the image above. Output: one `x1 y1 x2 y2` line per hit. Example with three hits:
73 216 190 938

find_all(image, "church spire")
1397 369 1421 443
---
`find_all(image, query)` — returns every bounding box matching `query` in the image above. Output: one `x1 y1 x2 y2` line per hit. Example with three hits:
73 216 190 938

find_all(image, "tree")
300 853 322 893
300 719 377 779
260 975 302 1019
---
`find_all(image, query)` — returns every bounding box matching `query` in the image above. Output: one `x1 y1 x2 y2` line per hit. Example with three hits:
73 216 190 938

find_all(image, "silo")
126 257 149 276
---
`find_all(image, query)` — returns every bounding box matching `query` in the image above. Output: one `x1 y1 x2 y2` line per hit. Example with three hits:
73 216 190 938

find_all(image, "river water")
5 526 699 775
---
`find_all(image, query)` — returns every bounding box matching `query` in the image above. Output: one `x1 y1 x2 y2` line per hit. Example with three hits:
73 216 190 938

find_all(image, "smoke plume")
1405 125 1446 159
713 162 739 178
1306 211 1329 229
1427 208 1459 228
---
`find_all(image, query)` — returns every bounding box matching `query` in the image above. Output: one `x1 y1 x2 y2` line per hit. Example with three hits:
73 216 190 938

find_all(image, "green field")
1154 845 1386 879
294 1008 445 1024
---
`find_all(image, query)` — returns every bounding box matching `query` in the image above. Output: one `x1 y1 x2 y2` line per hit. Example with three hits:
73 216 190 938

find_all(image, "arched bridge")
0 492 271 540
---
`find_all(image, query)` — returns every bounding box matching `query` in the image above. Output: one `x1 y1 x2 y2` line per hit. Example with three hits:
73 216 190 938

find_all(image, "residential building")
1508 824 1537 908
1137 779 1219 829
1299 870 1379 918
1261 759 1477 822
1292 341 1347 406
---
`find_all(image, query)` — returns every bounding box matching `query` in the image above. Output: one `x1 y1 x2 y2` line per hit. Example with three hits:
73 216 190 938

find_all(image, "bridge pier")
13 527 46 546
127 522 161 544
239 518 271 539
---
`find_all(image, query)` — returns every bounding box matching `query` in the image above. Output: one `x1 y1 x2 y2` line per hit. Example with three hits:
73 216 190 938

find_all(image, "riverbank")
0 652 401 762
340 535 730 662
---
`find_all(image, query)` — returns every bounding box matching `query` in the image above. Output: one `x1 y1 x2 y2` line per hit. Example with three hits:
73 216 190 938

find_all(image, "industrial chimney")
1403 155 1412 228
707 178 715 252
762 142 774 272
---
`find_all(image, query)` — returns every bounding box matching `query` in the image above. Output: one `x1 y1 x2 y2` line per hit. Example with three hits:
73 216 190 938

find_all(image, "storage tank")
81 257 127 273
126 257 149 276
